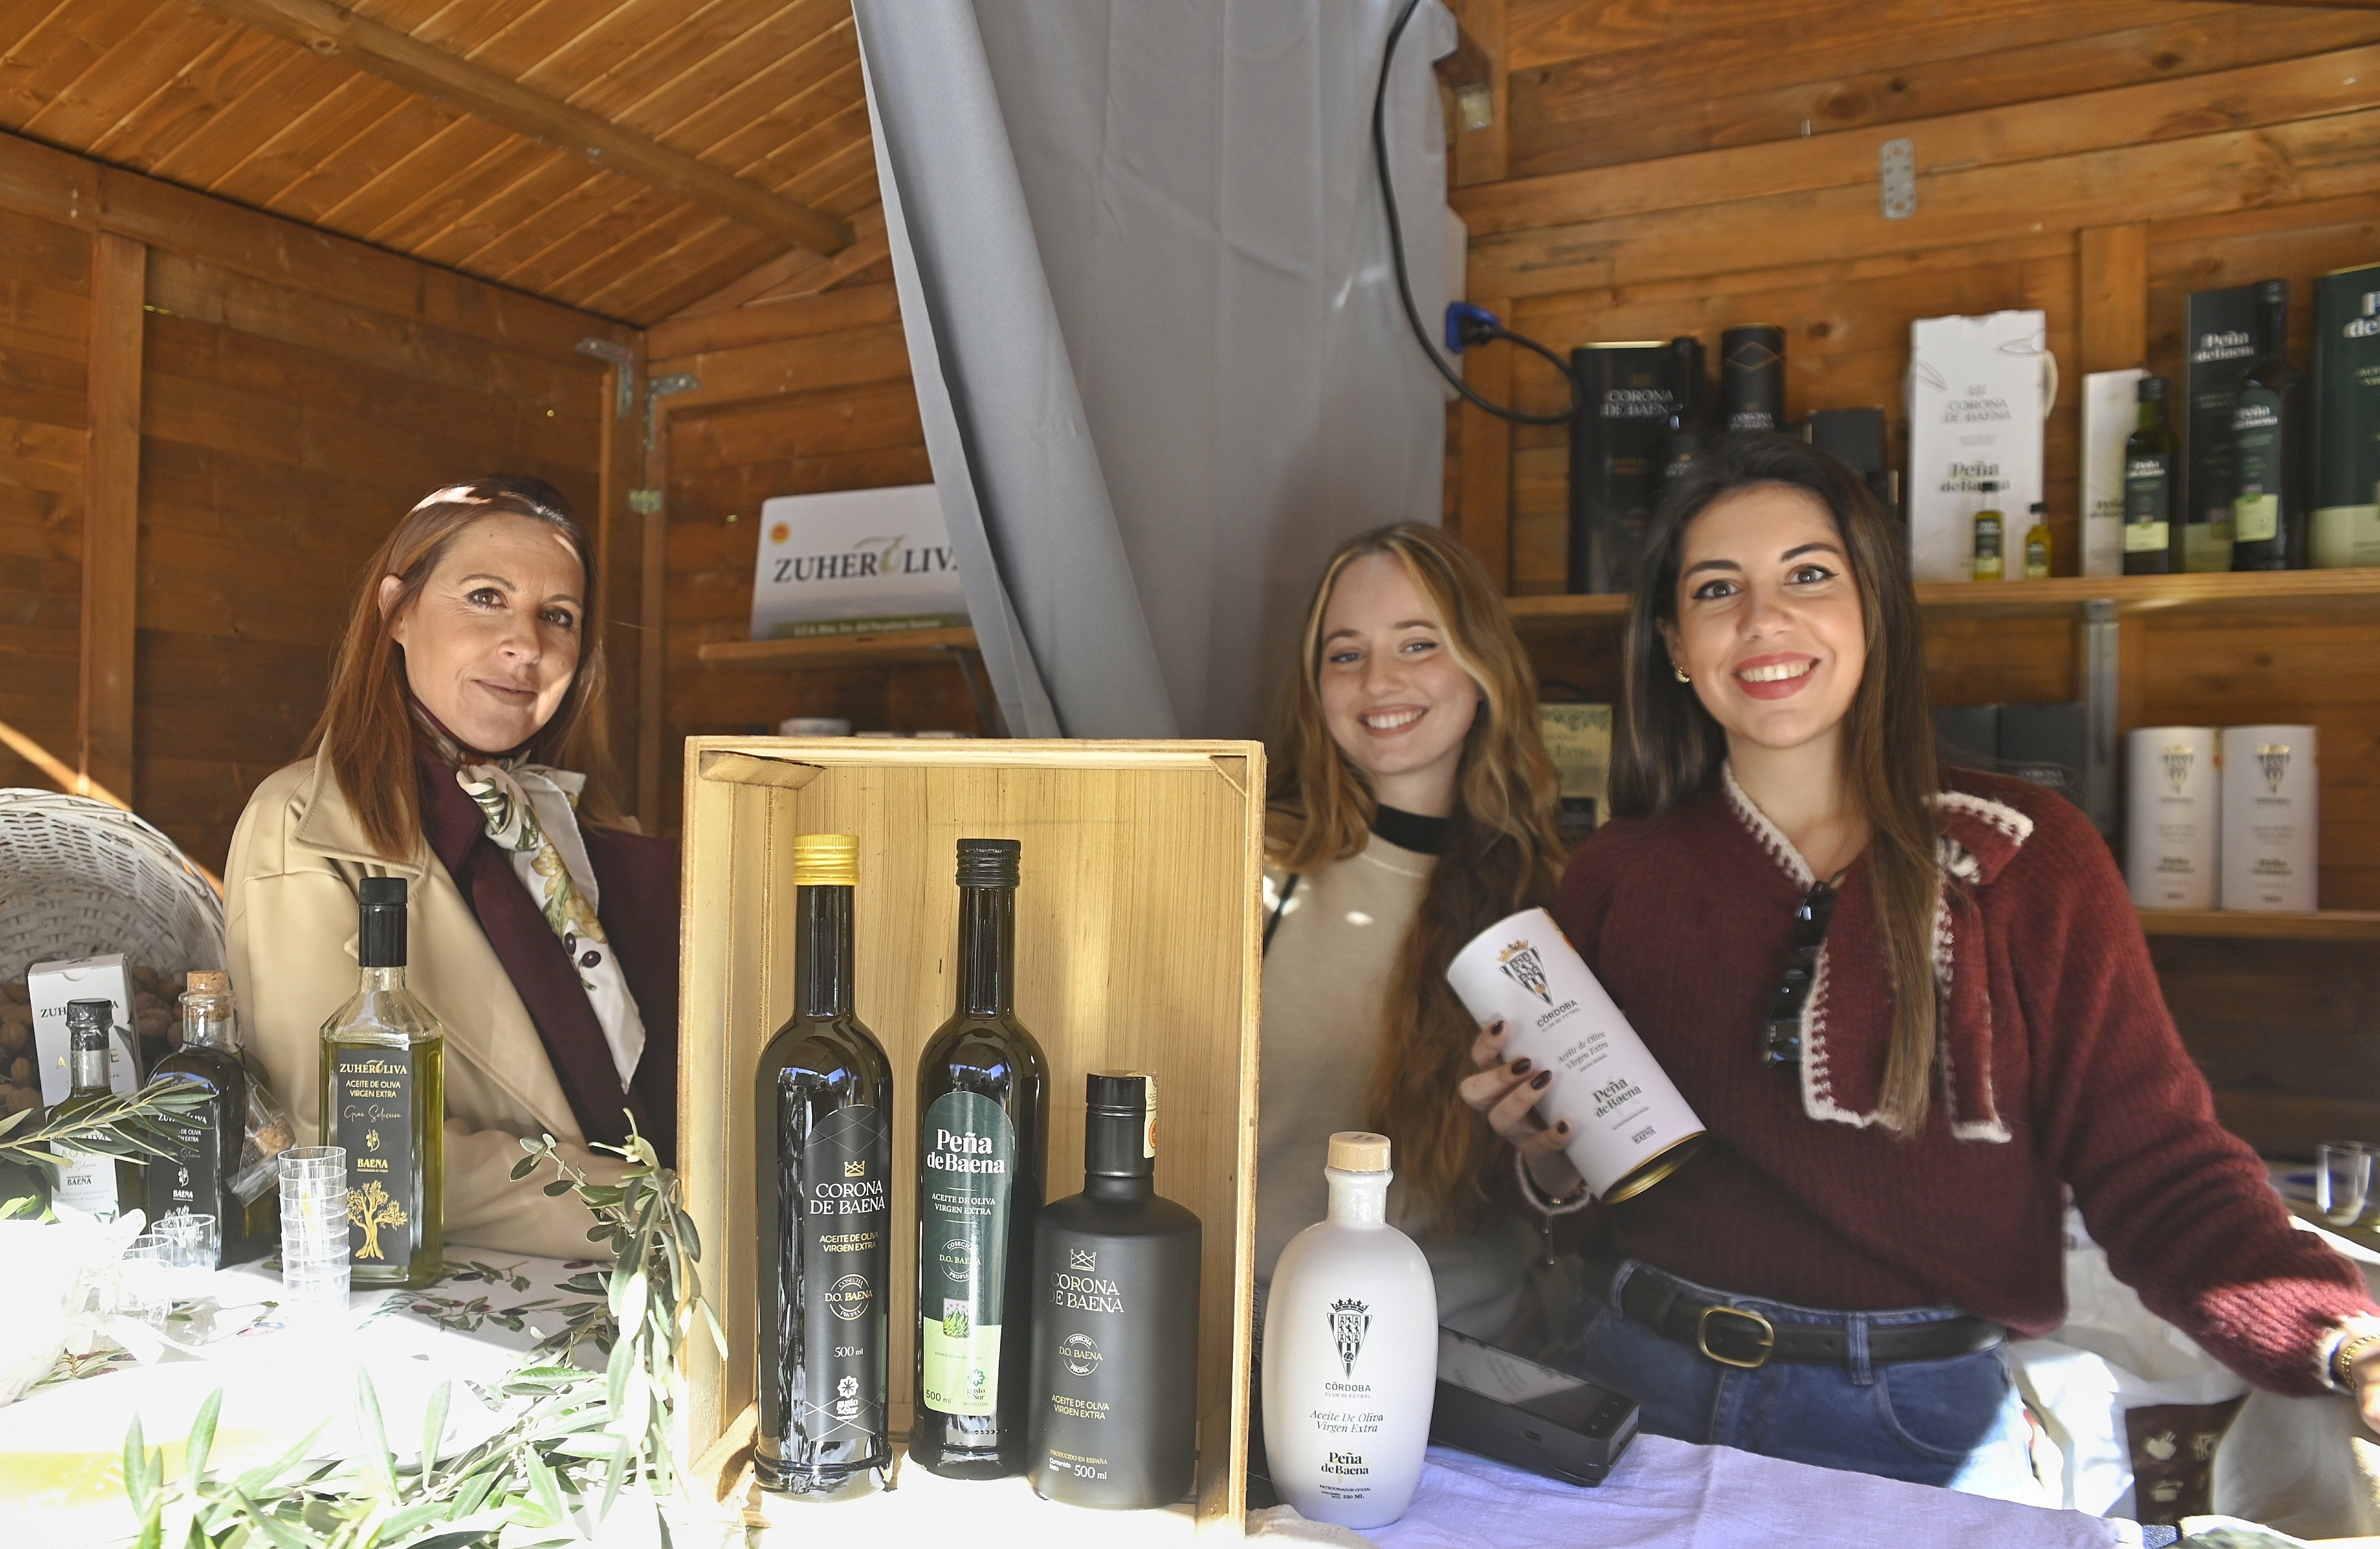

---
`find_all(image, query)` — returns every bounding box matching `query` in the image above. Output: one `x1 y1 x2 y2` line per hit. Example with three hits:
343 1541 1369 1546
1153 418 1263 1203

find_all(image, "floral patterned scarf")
451 759 647 1093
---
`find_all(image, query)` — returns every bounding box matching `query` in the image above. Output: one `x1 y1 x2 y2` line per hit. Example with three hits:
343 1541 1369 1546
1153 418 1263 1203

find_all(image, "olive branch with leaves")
0 1075 212 1219
117 1116 727 1548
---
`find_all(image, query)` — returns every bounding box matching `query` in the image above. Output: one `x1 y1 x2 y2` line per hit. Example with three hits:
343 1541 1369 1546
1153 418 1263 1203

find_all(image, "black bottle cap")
65 997 113 1049
2255 278 2289 307
956 837 1021 889
2031 502 2047 515
2139 375 2168 402
1084 1070 1156 1179
358 874 408 968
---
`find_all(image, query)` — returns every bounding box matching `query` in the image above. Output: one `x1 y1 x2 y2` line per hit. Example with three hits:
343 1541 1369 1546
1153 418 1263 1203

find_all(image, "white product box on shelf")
1906 310 2053 583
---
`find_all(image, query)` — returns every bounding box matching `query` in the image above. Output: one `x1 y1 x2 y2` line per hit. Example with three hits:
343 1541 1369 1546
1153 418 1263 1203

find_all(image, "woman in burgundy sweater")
1459 434 2379 1495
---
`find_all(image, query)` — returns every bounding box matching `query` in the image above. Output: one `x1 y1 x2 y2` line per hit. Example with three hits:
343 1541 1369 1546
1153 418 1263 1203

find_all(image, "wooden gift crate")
678 737 1266 1531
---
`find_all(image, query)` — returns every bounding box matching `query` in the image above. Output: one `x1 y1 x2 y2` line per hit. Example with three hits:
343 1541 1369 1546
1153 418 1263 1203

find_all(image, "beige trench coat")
224 753 626 1261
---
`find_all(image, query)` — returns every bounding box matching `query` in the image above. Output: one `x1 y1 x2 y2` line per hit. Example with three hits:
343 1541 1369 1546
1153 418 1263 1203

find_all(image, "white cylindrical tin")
1446 908 1704 1203
2220 725 2319 912
2127 727 2218 911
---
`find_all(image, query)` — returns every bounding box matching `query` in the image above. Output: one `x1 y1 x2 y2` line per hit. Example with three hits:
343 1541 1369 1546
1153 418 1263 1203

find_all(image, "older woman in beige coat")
226 477 678 1262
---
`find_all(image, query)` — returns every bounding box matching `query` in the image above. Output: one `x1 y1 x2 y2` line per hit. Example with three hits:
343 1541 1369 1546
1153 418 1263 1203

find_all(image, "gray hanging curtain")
855 0 1453 739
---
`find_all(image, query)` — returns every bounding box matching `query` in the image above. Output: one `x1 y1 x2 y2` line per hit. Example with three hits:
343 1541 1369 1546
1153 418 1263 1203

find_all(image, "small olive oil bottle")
1971 480 2005 582
318 876 445 1288
2023 502 2052 579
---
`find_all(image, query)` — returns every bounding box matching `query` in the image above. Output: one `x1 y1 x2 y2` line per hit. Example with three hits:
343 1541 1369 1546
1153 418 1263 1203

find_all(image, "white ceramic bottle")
1261 1131 1437 1530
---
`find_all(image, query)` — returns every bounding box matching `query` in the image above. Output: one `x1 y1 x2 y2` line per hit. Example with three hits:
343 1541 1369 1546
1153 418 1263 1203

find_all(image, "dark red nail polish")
1530 1070 1552 1090
1510 1058 1532 1076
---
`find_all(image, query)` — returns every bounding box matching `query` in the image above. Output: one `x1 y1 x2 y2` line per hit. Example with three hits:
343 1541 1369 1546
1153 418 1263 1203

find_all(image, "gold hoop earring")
1673 666 1691 684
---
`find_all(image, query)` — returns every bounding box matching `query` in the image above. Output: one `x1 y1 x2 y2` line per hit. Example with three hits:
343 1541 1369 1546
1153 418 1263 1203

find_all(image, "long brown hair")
1268 524 1568 1222
1612 434 1941 1133
305 476 620 863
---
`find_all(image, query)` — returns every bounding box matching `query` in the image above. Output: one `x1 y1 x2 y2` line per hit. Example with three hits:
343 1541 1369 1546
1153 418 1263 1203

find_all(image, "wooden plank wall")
0 131 634 873
644 278 980 838
1445 0 2380 1154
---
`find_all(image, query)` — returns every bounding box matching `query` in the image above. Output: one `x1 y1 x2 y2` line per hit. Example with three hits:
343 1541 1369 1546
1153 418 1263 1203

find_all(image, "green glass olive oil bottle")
318 876 445 1288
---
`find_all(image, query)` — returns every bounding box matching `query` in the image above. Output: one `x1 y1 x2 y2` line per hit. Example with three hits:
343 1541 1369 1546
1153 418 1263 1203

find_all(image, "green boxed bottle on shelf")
2313 261 2380 569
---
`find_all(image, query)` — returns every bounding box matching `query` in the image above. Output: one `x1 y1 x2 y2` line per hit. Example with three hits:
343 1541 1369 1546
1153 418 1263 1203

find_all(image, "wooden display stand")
677 737 1266 1533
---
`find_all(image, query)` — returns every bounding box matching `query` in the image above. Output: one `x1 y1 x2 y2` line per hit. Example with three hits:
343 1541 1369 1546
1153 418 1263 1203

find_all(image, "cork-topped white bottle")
1261 1131 1437 1529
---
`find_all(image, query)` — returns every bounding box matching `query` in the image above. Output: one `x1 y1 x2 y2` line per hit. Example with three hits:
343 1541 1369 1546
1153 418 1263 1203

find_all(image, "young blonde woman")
1257 523 1571 1341
1460 434 2378 1496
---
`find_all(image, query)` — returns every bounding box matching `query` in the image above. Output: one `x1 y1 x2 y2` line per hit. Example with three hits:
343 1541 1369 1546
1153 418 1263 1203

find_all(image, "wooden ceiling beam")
182 0 855 255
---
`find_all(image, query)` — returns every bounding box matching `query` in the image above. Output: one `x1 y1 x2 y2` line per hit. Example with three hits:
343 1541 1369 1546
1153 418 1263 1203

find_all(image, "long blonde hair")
1267 524 1568 1222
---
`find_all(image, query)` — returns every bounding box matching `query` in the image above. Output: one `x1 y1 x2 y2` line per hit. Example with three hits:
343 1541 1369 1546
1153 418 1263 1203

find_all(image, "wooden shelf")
1508 569 2380 626
697 626 979 671
2137 909 2380 943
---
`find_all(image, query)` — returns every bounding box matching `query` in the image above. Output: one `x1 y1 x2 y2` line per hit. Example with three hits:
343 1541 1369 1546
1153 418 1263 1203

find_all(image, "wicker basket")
0 790 224 986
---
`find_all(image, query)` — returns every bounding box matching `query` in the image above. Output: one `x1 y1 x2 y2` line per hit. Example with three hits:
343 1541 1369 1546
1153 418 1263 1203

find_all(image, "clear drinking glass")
157 1211 220 1296
2318 1141 2372 1227
117 1235 175 1328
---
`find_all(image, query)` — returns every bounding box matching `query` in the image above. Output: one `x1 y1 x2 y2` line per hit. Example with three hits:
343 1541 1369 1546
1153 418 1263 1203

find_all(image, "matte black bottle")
914 838 1049 1479
754 834 893 1495
1028 1072 1201 1508
2231 279 2309 570
1720 324 1785 433
2123 375 2178 575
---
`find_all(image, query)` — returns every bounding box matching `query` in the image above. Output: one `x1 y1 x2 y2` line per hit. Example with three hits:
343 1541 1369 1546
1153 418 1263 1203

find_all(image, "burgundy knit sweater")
1554 764 2371 1395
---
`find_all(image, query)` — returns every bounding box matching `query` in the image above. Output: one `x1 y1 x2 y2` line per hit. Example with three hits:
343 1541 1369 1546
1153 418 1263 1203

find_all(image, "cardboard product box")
2081 370 2146 578
1906 311 2050 583
27 954 139 1106
1567 342 1673 594
2182 283 2270 570
748 483 969 641
679 739 1264 1530
2312 261 2380 569
1538 704 1612 839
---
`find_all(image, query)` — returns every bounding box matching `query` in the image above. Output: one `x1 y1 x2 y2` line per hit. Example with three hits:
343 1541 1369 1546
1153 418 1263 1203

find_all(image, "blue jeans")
1555 1260 2037 1501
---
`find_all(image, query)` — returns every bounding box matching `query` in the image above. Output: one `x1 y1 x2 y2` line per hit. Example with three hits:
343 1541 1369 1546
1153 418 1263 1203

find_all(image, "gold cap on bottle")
792 833 860 886
1327 1131 1391 1173
186 970 230 995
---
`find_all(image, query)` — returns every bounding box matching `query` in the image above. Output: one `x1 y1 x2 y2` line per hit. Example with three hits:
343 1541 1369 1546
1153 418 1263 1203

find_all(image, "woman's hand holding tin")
1460 1021 1586 1202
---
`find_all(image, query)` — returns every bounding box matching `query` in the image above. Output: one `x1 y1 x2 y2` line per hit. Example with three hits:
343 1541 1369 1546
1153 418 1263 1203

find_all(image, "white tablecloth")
5 1248 2149 1549
1362 1441 2140 1549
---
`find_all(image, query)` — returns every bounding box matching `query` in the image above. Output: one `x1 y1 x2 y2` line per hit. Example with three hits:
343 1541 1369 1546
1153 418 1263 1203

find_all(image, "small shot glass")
157 1211 220 1294
2318 1140 2373 1228
117 1234 175 1329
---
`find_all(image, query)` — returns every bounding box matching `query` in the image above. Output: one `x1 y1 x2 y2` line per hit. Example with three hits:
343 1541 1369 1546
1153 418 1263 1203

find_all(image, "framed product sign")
748 483 969 640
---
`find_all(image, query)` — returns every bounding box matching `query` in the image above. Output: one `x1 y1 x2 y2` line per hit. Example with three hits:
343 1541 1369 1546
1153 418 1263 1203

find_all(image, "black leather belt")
1618 1269 2005 1370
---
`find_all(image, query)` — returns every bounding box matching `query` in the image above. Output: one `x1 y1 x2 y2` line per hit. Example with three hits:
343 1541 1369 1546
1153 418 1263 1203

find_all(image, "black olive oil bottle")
914 838 1050 1479
2231 278 2309 570
754 834 893 1495
1028 1072 1201 1509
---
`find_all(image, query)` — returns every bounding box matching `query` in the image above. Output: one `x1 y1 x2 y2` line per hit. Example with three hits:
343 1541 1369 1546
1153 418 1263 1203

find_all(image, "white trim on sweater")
1722 764 2025 1142
1722 764 1817 890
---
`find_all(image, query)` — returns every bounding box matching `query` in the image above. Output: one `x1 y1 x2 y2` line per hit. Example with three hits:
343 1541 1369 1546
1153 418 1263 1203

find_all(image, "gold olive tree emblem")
348 1179 408 1260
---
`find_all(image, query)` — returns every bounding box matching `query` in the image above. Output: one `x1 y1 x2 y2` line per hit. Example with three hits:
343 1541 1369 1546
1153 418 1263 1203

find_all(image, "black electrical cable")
1371 0 1578 427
